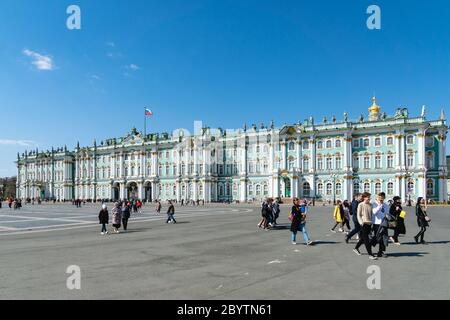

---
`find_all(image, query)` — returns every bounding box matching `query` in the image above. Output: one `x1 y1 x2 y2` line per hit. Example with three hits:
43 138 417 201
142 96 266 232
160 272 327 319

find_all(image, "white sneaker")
105 231 109 234
353 248 362 256
355 235 359 240
100 232 104 235
307 241 314 246
338 228 343 233
369 255 378 260
292 241 297 245
330 229 337 233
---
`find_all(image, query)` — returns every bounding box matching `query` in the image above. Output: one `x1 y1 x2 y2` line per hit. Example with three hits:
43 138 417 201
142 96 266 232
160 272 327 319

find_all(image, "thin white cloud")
106 42 115 47
88 74 101 80
0 139 36 147
107 52 123 59
23 49 54 71
129 64 140 70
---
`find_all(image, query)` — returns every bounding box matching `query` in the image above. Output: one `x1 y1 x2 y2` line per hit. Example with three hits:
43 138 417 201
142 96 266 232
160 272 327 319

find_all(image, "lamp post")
331 173 337 205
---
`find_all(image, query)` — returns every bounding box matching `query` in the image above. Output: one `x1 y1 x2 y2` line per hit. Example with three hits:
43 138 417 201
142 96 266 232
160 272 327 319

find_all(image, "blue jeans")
291 223 310 243
101 224 107 233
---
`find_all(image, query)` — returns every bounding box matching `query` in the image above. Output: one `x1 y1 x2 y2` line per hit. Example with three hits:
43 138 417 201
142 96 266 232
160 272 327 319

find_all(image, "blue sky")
0 0 449 176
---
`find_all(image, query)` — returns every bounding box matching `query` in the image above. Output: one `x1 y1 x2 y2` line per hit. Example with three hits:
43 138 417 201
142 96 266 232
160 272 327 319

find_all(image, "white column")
152 151 158 177
438 131 447 201
309 136 316 173
296 141 302 170
281 141 287 170
239 140 247 202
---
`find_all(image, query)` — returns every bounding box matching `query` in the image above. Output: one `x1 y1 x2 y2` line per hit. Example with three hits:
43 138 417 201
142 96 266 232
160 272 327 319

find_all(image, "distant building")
16 98 448 203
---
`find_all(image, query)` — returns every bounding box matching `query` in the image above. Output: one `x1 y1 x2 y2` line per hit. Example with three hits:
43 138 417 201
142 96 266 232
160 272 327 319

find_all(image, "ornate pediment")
122 128 144 146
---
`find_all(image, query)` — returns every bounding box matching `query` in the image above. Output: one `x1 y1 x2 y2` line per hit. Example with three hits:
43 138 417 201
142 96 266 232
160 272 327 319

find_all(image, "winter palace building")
16 98 449 203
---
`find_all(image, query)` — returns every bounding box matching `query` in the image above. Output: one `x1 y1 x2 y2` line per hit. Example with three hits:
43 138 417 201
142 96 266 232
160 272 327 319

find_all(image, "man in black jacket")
345 193 363 243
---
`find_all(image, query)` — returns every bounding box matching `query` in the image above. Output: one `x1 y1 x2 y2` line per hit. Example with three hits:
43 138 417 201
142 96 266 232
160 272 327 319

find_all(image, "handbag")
425 215 431 222
399 210 407 219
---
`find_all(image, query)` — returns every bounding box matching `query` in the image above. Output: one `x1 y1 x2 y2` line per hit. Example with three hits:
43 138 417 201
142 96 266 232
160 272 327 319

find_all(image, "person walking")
290 198 313 245
272 199 281 226
370 192 389 258
414 197 430 244
258 198 272 230
98 204 109 235
166 200 176 223
353 192 377 260
121 203 131 232
342 200 352 232
389 196 405 245
111 202 122 233
330 200 344 233
346 193 363 243
156 200 162 214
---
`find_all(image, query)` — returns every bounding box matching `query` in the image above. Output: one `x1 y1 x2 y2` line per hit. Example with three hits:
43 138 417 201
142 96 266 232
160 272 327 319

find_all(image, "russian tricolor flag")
145 108 153 116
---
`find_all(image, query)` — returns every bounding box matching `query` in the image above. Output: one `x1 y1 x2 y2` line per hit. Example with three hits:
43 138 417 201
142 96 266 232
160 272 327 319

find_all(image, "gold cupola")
368 96 380 121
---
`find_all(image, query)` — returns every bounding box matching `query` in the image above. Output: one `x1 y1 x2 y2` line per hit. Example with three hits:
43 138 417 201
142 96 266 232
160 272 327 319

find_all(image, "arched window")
353 181 360 194
317 183 324 195
219 185 224 197
387 182 394 195
317 141 323 149
263 184 268 195
364 182 370 193
303 158 309 171
317 157 323 171
407 135 414 144
336 183 342 195
363 138 370 147
233 183 238 195
426 179 434 196
387 137 394 145
375 154 381 169
326 140 332 148
375 137 381 147
387 154 394 168
364 156 370 169
426 152 434 169
226 183 231 196
335 155 342 170
303 140 309 150
303 182 311 197
326 157 332 170
256 185 261 196
407 153 414 168
326 183 332 195
289 142 295 150
335 139 341 148
375 182 381 194
248 184 254 196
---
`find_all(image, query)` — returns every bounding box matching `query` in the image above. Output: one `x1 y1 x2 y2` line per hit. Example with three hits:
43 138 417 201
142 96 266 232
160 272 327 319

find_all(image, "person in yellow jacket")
330 200 344 233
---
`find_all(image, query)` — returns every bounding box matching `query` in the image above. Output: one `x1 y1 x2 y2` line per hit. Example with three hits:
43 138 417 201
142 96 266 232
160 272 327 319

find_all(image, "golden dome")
369 96 380 114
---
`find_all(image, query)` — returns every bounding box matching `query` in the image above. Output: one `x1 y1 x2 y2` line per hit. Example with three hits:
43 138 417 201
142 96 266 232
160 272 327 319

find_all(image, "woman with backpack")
414 197 430 244
290 198 313 245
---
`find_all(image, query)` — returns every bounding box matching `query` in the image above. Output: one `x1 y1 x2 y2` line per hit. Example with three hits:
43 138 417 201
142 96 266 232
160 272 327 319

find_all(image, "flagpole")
144 107 147 141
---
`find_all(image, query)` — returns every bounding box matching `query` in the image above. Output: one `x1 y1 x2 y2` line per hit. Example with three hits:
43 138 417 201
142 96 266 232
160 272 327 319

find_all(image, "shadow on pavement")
387 252 429 257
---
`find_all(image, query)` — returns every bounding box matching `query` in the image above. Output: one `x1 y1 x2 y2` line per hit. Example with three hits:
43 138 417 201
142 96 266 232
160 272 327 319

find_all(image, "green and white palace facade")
16 98 449 203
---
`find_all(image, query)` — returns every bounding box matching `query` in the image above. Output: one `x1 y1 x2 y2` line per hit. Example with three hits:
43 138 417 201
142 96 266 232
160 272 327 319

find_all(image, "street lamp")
331 173 337 205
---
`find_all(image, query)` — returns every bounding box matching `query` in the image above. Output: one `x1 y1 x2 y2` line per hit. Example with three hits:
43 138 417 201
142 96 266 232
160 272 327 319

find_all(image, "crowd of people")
0 197 22 210
97 199 177 234
257 192 432 260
